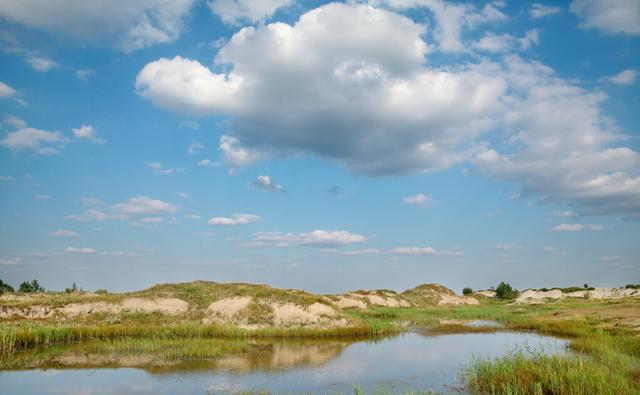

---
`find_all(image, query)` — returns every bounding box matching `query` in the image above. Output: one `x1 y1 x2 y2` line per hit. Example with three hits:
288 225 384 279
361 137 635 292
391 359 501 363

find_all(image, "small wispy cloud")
197 159 221 168
72 124 106 144
389 246 463 256
403 193 436 207
208 213 260 226
146 162 184 175
64 246 96 254
550 224 603 232
50 229 79 237
542 246 567 256
495 244 525 251
529 3 561 19
341 248 379 256
246 230 366 248
187 141 204 155
250 175 284 193
605 69 637 86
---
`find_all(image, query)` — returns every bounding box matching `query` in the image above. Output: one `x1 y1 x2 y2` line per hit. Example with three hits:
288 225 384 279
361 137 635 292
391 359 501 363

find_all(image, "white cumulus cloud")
250 175 284 193
606 69 637 86
570 0 640 35
208 0 293 25
208 213 260 226
110 196 178 217
0 0 197 52
529 3 561 19
390 246 463 256
248 230 366 248
403 193 436 206
50 229 79 237
64 246 96 254
72 124 105 144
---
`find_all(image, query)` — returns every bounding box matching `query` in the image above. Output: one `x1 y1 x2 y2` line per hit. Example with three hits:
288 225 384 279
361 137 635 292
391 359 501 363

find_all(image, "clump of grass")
466 349 638 395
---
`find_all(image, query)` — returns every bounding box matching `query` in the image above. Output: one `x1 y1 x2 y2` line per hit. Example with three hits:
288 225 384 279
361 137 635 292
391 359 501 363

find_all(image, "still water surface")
0 332 567 394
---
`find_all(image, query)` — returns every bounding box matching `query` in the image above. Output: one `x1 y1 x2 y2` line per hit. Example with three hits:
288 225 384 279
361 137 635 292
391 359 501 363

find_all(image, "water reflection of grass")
1 337 353 372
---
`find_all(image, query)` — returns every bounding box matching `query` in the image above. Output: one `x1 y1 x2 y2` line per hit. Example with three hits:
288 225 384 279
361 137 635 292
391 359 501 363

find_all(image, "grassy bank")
346 298 640 395
465 320 640 395
0 321 400 353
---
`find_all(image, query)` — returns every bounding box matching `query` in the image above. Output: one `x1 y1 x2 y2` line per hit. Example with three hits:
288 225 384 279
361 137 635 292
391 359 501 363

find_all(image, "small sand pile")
202 297 345 328
516 287 640 304
325 291 412 309
402 284 479 306
473 290 496 298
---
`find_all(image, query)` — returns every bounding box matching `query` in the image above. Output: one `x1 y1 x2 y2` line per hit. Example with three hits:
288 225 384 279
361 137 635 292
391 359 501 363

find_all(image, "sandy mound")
402 284 479 306
438 294 480 306
332 296 367 309
325 291 412 309
1 297 189 320
473 290 496 298
206 296 253 318
272 302 339 326
202 298 345 328
0 304 55 319
64 297 189 316
516 289 563 303
516 288 640 303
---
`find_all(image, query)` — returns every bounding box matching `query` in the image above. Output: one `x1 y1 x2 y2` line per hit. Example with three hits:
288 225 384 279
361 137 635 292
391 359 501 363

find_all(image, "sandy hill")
0 281 478 328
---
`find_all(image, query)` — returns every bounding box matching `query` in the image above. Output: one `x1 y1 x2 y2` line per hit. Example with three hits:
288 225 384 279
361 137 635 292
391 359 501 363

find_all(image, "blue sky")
0 0 638 293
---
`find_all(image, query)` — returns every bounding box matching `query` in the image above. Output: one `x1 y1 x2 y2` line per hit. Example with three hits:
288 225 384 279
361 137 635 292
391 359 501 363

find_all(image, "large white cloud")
570 0 640 35
371 0 508 53
136 2 640 217
473 56 640 216
0 0 196 52
137 3 507 175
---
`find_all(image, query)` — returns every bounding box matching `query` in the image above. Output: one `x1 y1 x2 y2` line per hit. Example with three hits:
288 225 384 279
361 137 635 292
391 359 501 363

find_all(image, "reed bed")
0 321 399 353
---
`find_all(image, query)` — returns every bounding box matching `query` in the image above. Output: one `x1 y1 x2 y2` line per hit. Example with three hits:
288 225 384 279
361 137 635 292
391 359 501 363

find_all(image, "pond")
0 331 567 394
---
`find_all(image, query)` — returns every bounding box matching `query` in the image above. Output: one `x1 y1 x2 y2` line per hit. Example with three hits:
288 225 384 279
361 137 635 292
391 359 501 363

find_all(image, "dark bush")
462 287 473 296
495 282 517 299
0 279 14 294
19 279 45 293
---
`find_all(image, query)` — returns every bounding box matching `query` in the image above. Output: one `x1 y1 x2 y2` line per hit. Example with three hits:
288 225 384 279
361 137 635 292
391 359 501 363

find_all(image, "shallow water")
0 332 567 394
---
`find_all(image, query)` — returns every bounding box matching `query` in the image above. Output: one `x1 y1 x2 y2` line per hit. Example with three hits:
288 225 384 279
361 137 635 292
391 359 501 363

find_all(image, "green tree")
495 282 517 299
19 279 44 293
65 282 79 293
462 287 473 296
0 279 14 294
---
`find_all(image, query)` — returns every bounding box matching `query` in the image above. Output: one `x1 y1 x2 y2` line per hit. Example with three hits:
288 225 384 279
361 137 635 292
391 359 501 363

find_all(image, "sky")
0 0 638 294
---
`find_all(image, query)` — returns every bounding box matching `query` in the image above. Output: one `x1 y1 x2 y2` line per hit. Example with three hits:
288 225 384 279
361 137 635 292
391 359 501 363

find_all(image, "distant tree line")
0 279 100 294
462 282 520 300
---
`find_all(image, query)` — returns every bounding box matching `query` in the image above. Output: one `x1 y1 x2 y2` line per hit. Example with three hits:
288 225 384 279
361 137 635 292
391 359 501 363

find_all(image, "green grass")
0 321 400 353
467 349 637 395
2 284 639 395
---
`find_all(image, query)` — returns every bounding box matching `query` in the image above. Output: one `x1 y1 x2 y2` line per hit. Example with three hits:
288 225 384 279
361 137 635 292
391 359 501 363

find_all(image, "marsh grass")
466 349 637 395
0 321 400 353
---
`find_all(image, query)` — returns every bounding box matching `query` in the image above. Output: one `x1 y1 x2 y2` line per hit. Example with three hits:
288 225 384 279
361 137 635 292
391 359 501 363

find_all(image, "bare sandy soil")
515 288 640 304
